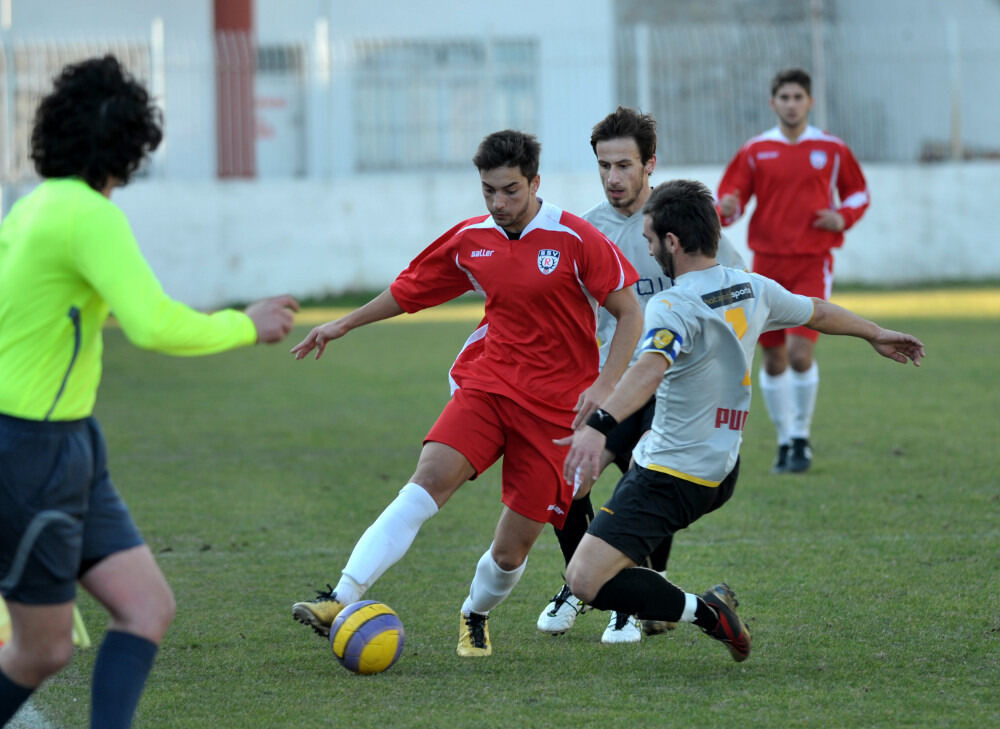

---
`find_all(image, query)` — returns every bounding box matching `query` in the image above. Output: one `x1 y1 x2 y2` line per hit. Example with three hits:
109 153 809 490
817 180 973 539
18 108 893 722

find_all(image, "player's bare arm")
245 295 299 343
570 286 642 430
812 208 845 231
807 298 925 366
292 288 405 360
558 351 669 483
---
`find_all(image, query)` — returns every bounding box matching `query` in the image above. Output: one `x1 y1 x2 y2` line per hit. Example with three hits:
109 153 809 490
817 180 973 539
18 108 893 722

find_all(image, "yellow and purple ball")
329 600 405 675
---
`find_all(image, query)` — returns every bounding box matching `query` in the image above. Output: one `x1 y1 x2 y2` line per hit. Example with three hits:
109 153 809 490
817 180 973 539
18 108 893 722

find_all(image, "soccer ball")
329 600 405 675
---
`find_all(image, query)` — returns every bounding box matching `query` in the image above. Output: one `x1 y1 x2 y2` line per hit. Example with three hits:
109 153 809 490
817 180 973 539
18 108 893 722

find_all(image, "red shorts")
753 251 833 347
425 388 573 529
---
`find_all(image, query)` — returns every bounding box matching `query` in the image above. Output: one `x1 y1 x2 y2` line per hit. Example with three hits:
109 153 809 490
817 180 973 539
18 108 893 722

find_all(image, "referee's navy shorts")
0 413 143 604
589 459 739 566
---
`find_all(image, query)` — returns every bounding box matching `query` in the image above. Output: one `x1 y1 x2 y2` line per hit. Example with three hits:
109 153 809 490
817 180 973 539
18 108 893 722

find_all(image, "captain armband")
639 327 683 364
585 408 619 436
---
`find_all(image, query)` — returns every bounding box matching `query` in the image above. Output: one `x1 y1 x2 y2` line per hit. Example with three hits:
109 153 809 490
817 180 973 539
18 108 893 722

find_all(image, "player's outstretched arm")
864 327 925 365
245 295 300 343
291 288 405 360
807 298 925 366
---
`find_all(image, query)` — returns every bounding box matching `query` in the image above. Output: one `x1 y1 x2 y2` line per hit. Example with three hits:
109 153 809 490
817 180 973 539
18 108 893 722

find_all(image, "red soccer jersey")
390 201 638 427
717 125 869 256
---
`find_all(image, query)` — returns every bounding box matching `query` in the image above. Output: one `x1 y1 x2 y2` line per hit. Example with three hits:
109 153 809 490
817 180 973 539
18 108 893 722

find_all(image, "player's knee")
15 637 75 683
143 585 176 641
565 563 598 604
155 587 177 634
762 348 787 375
408 478 457 507
789 350 814 372
109 583 175 643
489 546 528 572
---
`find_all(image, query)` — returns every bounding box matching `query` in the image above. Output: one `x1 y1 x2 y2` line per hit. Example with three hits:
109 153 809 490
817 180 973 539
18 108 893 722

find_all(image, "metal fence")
1 19 997 184
350 37 538 172
0 40 151 182
617 20 1000 165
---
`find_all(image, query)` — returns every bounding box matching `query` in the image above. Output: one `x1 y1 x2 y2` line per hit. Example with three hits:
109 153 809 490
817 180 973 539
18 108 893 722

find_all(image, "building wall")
6 0 997 180
104 162 1000 310
10 0 209 36
6 0 616 178
5 1 997 308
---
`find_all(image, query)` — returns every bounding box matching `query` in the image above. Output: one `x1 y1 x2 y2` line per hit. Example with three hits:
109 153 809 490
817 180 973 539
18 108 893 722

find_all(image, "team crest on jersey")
810 149 828 169
537 249 560 275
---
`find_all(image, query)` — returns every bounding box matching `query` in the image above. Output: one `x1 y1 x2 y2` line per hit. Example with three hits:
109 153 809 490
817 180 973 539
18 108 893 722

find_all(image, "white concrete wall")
104 162 1000 309
10 0 616 179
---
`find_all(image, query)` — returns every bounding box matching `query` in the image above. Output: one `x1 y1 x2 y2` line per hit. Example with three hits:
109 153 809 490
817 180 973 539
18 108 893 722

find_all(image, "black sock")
90 630 158 729
0 667 34 725
590 567 685 621
554 495 594 566
692 596 719 629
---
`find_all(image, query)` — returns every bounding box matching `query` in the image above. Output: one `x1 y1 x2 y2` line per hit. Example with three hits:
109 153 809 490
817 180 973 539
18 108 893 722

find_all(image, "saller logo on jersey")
537 249 560 275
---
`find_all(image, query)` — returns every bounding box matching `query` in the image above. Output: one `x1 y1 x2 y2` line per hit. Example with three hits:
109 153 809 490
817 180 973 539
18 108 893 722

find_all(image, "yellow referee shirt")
0 178 256 421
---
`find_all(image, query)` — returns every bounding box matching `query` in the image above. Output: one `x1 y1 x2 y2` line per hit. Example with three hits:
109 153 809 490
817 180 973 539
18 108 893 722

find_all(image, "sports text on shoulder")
701 284 755 309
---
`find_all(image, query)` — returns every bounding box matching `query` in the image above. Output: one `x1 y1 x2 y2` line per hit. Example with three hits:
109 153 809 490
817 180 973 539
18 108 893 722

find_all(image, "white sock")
336 482 439 603
789 362 819 440
679 592 698 623
758 366 791 445
461 545 527 615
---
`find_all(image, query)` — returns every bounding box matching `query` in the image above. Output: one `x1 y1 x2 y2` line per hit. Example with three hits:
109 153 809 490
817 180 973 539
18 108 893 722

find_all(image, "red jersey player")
290 130 642 658
717 68 869 474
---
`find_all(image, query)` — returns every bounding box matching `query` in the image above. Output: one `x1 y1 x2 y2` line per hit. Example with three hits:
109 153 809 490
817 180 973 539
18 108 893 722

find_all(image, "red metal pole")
214 0 256 177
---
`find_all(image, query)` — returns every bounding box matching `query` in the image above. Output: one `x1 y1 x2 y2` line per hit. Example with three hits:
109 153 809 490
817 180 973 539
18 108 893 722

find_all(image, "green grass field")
22 295 1000 728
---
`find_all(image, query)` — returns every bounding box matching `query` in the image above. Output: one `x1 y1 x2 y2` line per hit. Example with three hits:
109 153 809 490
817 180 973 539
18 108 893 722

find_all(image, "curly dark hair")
30 55 162 191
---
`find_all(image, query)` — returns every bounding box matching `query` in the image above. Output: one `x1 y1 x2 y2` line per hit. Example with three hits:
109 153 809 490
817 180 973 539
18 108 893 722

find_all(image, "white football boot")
601 611 642 644
536 584 587 634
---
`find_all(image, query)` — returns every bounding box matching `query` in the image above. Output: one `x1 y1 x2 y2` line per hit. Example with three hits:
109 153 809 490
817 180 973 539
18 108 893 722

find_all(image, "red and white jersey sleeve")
716 125 869 256
390 216 487 312
391 201 638 427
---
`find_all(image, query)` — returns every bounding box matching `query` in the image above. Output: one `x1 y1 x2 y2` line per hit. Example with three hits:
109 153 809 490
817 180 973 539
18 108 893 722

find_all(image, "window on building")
352 37 538 171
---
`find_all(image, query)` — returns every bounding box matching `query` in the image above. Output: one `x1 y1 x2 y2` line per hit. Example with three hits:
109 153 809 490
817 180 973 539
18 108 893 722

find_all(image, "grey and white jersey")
632 266 814 485
584 199 746 367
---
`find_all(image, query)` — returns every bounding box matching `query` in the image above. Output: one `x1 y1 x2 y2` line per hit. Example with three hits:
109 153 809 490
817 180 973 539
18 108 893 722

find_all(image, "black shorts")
589 459 739 565
603 397 656 473
0 414 143 604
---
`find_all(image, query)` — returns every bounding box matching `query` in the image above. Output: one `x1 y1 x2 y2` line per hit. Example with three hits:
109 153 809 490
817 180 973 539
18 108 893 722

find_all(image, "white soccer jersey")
584 199 746 367
633 265 814 485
